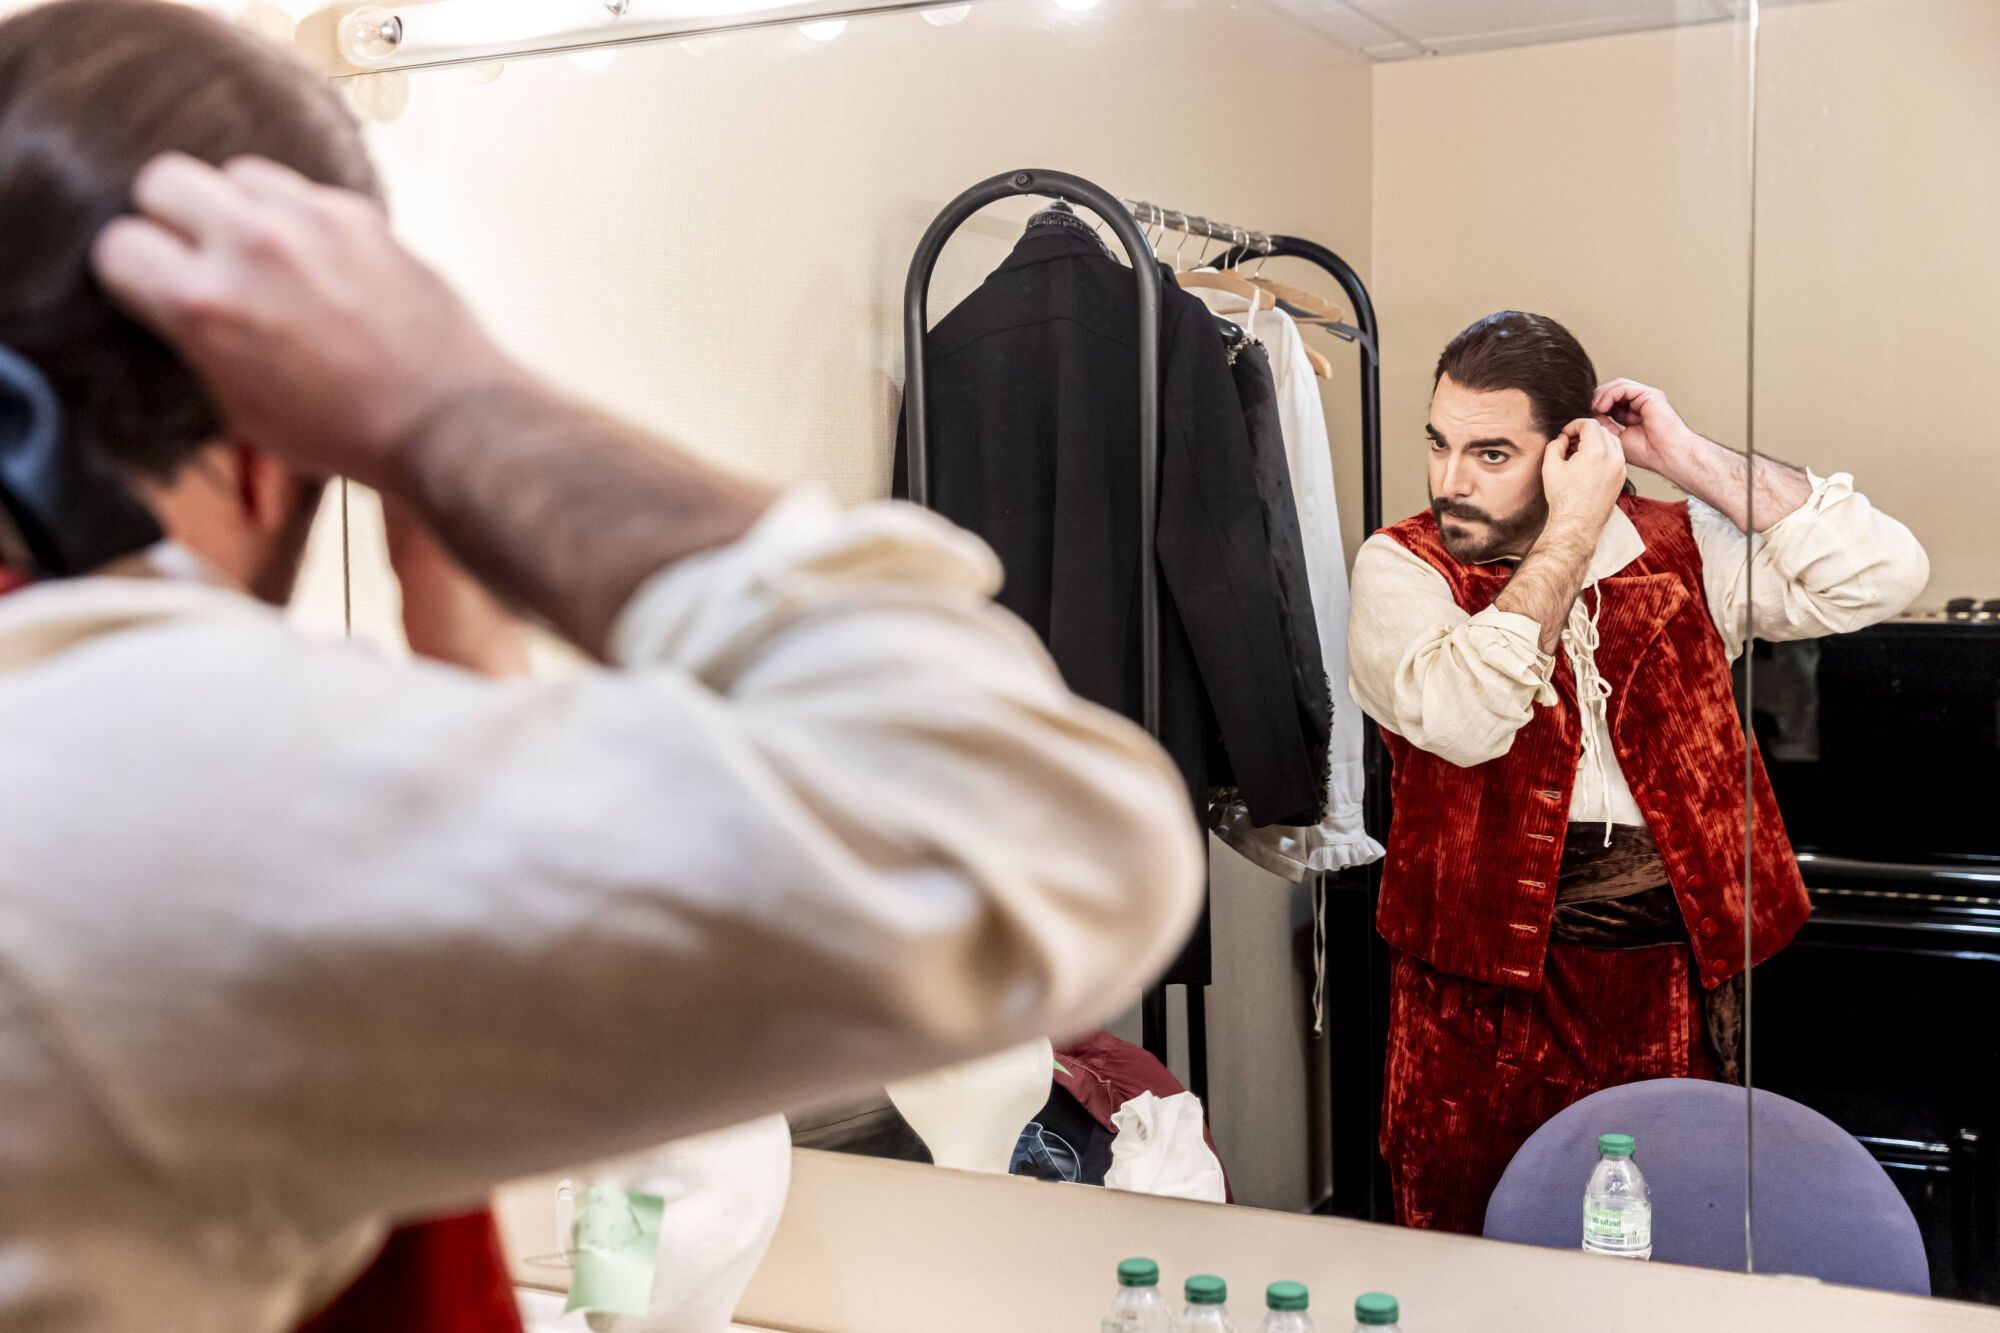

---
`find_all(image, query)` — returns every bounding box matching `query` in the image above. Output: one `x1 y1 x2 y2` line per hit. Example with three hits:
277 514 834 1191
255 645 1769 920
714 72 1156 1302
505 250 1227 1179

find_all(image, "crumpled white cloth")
1104 1091 1226 1203
562 1115 793 1333
885 1037 1055 1174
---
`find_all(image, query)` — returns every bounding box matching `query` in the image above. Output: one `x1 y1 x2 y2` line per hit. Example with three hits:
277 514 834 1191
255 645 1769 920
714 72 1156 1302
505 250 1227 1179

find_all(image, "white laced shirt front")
1348 472 1930 841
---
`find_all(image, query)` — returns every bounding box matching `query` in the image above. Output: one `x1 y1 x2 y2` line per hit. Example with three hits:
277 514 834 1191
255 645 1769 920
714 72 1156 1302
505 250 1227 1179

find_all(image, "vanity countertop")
501 1149 2000 1332
514 1288 772 1332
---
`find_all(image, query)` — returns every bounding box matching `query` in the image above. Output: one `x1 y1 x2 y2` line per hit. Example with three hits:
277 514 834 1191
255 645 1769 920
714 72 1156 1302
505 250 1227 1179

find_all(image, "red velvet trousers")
1380 940 1720 1234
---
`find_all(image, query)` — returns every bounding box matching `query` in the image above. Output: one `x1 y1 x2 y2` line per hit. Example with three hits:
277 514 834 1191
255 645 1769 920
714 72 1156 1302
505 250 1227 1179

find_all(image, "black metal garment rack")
903 170 1386 1139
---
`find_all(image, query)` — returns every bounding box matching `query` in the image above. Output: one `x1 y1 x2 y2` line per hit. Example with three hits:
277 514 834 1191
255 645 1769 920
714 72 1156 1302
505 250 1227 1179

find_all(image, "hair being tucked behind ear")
0 0 380 481
1434 311 1597 442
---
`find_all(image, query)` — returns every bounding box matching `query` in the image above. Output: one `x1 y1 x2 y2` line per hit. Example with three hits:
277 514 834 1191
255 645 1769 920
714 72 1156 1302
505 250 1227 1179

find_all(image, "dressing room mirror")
1737 0 1998 1307
320 0 1760 1268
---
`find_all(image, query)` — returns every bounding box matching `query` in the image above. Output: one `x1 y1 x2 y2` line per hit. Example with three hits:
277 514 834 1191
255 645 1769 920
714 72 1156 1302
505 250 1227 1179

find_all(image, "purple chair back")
1483 1078 1928 1296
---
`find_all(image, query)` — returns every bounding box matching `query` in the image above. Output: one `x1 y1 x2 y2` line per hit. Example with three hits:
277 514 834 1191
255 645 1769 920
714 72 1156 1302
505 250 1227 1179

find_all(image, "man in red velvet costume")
1348 312 1930 1233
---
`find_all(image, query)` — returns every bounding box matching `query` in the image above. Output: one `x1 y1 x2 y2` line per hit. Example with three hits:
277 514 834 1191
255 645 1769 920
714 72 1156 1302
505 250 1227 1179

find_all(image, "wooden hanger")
1176 267 1276 309
1222 228 1345 324
1251 277 1343 324
1181 269 1336 378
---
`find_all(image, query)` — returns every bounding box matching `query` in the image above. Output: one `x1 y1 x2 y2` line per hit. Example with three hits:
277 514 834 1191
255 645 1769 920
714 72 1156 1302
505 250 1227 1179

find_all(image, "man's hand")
1492 421 1627 657
1592 378 1696 473
94 151 773 659
92 153 522 491
1592 377 1815 531
1543 418 1629 532
384 499 531 678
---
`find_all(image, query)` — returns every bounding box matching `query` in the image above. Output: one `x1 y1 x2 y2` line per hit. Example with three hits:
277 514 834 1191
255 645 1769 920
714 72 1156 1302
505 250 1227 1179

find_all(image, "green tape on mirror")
565 1186 665 1317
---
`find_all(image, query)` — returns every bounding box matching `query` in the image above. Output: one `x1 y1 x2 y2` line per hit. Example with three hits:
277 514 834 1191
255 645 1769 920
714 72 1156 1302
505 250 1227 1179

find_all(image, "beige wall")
1371 17 1756 533
339 0 1375 1214
1372 0 1988 604
1752 0 1994 604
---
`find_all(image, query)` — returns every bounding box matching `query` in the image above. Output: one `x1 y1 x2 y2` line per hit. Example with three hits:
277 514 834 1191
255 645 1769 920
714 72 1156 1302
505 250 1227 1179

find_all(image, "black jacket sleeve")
1154 296 1327 826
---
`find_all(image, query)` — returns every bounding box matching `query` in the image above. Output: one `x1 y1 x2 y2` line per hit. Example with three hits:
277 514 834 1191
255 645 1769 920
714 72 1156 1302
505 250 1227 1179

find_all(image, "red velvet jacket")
294 1213 521 1333
1375 497 1810 992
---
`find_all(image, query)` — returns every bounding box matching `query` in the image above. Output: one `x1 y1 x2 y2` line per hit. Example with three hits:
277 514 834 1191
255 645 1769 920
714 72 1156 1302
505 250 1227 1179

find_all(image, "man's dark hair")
1434 311 1596 442
0 0 379 481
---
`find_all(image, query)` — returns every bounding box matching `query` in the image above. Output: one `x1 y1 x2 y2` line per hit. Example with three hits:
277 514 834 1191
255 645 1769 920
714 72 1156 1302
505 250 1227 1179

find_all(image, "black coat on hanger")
894 218 1330 835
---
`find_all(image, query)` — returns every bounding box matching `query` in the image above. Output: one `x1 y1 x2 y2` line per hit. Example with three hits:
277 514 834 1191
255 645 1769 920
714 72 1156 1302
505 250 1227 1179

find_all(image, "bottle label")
1584 1203 1651 1253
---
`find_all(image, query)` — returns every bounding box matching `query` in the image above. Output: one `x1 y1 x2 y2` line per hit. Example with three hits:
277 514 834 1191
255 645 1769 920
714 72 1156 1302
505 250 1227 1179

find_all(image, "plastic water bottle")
1101 1258 1180 1331
1352 1292 1400 1332
1258 1281 1314 1332
1582 1131 1653 1260
1182 1275 1237 1332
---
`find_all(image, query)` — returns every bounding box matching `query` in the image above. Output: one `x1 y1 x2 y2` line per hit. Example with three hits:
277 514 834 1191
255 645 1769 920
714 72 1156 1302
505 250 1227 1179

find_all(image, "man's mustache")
1432 499 1495 524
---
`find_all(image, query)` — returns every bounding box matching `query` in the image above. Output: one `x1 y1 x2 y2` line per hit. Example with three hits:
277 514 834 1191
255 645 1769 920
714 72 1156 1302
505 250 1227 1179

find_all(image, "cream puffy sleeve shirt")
1347 472 1929 826
0 491 1204 1331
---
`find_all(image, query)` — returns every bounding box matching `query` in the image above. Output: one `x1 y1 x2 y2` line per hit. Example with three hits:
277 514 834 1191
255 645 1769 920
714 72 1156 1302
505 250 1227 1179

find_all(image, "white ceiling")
1268 0 1829 61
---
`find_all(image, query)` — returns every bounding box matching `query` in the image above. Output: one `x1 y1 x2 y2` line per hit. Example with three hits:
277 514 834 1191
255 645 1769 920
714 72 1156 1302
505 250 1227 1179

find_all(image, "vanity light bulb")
1052 0 1101 11
337 4 403 64
798 18 847 40
923 4 972 23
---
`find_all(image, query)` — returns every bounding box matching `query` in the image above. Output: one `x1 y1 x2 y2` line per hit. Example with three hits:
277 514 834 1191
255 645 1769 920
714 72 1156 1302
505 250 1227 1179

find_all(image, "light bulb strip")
334 0 1003 74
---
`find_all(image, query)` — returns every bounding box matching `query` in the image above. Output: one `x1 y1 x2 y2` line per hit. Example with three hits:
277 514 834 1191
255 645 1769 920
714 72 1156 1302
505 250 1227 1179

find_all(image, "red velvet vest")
1375 496 1810 992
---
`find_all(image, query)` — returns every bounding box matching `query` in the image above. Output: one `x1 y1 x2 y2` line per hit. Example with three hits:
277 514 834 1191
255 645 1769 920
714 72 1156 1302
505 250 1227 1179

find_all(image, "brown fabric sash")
1550 822 1743 1084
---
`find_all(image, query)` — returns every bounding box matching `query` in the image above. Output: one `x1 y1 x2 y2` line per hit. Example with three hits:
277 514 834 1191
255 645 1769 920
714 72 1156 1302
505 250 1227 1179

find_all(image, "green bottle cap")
1185 1275 1228 1305
1599 1133 1637 1158
1266 1281 1309 1311
1355 1292 1400 1325
1117 1258 1160 1288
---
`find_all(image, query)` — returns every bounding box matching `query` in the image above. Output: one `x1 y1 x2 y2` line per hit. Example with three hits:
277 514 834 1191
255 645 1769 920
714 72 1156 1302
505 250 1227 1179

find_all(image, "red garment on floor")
1055 1029 1231 1202
1381 943 1720 1234
293 1212 523 1333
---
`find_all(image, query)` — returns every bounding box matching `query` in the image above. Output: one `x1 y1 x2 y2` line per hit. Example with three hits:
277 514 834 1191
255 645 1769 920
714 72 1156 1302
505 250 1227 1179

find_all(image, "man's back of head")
0 0 378 487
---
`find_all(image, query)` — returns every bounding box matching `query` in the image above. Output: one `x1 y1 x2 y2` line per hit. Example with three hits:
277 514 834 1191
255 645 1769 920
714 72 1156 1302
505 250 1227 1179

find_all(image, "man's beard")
1429 489 1548 564
247 478 328 607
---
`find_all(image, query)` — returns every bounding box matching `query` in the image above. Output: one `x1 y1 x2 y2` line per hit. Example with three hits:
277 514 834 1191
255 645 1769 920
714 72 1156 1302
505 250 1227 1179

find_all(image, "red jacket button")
1700 918 1719 938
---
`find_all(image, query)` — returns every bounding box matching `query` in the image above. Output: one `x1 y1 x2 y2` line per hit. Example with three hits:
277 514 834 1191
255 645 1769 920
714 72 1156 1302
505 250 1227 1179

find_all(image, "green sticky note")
564 1187 665 1317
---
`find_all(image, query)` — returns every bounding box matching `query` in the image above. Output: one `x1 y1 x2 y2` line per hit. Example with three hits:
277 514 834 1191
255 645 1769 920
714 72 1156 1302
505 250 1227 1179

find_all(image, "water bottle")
1258 1281 1314 1332
1182 1275 1237 1332
1582 1131 1653 1260
1101 1258 1180 1331
1352 1292 1400 1332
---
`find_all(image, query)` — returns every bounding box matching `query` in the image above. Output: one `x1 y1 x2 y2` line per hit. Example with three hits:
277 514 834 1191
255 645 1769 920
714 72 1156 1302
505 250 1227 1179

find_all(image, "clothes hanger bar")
1117 199 1276 258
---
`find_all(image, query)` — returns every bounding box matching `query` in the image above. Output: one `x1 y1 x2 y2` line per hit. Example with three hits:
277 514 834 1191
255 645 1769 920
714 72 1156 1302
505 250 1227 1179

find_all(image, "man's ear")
234 444 296 531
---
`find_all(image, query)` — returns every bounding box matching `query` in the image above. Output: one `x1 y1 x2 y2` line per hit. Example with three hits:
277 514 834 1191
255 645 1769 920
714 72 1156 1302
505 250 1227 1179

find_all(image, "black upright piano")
1744 612 2000 1303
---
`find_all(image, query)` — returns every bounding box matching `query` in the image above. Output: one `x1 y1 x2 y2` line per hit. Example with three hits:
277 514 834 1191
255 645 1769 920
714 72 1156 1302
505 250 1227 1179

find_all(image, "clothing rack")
903 170 1385 1135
